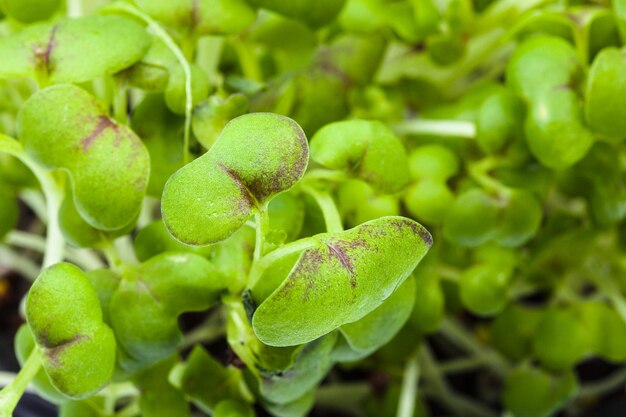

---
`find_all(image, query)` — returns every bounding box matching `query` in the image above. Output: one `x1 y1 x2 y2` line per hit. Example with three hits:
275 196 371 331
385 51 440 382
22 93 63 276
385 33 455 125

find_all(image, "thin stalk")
419 346 498 417
468 157 509 195
66 0 82 17
112 78 129 125
392 119 476 138
18 190 48 223
578 367 626 399
439 357 486 374
396 351 420 417
0 246 40 281
253 207 270 261
439 318 511 377
247 237 317 288
301 186 343 233
0 372 34 394
0 349 41 417
315 383 370 417
113 4 193 165
6 231 104 270
113 236 138 265
19 159 64 268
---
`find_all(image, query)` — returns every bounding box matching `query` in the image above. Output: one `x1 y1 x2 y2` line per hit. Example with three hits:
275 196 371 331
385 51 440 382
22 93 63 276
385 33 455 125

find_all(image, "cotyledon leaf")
17 83 150 231
333 275 416 362
252 216 432 347
162 113 308 246
310 120 410 193
0 14 150 84
25 263 116 399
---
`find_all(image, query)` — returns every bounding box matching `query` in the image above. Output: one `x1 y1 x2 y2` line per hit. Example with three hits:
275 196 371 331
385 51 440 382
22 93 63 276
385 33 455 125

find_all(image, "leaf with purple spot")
251 216 432 347
17 83 150 231
162 113 309 246
310 120 410 193
0 15 150 84
25 263 117 399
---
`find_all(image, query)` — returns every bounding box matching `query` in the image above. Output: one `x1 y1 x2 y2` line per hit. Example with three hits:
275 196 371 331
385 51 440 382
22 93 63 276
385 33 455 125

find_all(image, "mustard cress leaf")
17 83 150 231
162 113 308 245
252 216 432 347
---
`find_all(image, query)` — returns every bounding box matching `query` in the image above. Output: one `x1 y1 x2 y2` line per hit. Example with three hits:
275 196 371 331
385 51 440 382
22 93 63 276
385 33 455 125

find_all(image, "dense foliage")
0 0 626 417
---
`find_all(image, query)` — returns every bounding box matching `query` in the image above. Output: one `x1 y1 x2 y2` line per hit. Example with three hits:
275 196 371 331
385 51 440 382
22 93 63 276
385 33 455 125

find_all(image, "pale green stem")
66 0 82 17
468 157 509 195
315 383 370 417
17 155 64 268
0 348 42 417
247 237 317 288
578 367 626 399
113 236 138 265
0 246 39 281
102 242 123 271
112 78 128 125
253 207 270 261
301 186 343 233
5 231 104 270
18 190 48 223
419 346 498 417
396 351 420 417
0 372 34 394
137 196 159 229
439 319 510 377
392 120 476 138
439 357 486 374
113 3 193 165
181 309 226 349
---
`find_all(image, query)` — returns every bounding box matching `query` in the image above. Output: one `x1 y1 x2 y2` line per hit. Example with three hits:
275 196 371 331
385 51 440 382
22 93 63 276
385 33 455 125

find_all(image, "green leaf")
170 346 251 413
135 0 257 35
333 276 415 362
249 333 337 404
310 120 410 193
192 94 249 149
585 47 626 138
0 15 150 84
0 183 18 240
503 365 578 417
0 0 60 23
248 0 346 28
108 253 229 371
17 84 150 231
133 356 190 417
26 263 116 398
162 113 308 245
252 216 431 346
14 324 66 404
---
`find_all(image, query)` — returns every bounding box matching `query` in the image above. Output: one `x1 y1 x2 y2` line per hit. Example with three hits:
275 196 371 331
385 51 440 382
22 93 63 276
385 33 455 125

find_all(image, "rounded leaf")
310 120 410 193
18 84 150 230
0 15 150 83
25 263 116 398
162 113 308 245
252 216 432 346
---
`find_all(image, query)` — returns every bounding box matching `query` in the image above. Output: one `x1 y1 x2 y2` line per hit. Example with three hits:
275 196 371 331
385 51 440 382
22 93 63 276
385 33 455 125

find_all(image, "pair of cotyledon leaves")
0 13 152 231
162 114 424 347
23 251 230 399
